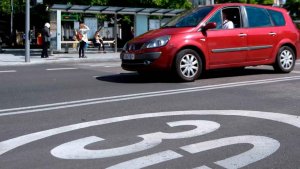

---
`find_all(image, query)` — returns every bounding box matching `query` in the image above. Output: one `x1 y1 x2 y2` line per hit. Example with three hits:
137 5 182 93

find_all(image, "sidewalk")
0 48 121 66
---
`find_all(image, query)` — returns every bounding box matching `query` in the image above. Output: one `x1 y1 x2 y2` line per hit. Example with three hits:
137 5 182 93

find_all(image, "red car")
121 3 300 82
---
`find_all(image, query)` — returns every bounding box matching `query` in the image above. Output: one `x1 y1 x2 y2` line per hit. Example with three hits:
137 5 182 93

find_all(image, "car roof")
207 3 287 13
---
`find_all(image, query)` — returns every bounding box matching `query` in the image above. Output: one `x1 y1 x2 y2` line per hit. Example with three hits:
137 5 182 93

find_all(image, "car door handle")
269 32 277 36
238 33 247 37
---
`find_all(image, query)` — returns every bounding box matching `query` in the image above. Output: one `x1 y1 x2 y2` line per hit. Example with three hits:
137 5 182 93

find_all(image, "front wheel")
273 46 295 73
174 49 202 82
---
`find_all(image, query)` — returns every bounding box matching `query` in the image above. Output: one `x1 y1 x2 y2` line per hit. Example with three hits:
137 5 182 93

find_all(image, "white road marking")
0 70 16 73
0 110 299 157
194 166 212 169
51 120 220 159
106 150 182 169
0 76 300 117
46 68 78 71
88 64 105 67
182 135 280 169
103 65 119 68
109 135 279 169
89 63 120 67
292 71 300 74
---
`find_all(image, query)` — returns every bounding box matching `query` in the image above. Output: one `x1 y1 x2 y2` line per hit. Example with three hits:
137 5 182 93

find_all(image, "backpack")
76 32 83 40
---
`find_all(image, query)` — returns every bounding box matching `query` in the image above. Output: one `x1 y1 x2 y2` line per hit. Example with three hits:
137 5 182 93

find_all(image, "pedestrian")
41 22 51 58
77 22 90 58
94 30 105 52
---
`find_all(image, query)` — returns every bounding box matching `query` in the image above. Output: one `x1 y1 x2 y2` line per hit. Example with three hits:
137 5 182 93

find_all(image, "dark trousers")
41 42 49 58
94 40 105 51
79 41 86 57
98 40 105 51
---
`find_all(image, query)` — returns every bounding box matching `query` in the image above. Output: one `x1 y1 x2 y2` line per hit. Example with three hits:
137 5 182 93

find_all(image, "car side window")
267 9 285 26
246 6 272 28
222 7 242 29
207 10 222 29
207 7 241 30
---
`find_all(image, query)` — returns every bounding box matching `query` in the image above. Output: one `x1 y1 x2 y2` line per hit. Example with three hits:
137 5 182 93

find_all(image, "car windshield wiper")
161 26 177 28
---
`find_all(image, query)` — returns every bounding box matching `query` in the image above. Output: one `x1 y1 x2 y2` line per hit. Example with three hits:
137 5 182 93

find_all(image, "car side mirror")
201 22 217 31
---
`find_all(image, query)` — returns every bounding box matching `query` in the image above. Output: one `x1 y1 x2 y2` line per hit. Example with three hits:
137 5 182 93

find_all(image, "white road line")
104 65 119 68
46 68 78 71
88 64 106 67
0 110 300 157
292 71 300 74
182 135 280 169
51 120 220 159
0 70 16 73
0 76 300 117
106 150 182 169
89 64 120 67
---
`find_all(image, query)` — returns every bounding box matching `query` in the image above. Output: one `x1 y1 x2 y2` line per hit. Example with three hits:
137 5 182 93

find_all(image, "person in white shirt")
222 11 234 29
77 22 90 58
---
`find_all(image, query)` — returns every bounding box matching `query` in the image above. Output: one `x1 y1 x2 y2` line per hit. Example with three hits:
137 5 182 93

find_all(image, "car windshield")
163 6 214 28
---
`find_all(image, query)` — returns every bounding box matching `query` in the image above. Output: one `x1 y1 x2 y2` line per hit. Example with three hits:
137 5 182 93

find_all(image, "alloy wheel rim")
280 49 294 70
180 54 199 78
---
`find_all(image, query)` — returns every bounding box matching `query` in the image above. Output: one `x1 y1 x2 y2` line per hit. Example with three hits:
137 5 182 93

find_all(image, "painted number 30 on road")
1 110 300 168
51 120 279 169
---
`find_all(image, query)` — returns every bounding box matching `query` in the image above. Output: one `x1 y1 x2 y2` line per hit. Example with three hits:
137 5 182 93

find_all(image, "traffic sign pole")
25 0 30 62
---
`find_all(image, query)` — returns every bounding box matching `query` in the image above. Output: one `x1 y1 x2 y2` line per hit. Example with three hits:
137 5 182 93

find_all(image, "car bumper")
121 52 162 71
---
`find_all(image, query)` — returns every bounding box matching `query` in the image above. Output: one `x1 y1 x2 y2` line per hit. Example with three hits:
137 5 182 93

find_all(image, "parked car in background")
121 3 300 82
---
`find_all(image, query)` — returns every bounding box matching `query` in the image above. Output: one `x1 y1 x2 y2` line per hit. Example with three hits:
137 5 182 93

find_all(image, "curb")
0 50 121 66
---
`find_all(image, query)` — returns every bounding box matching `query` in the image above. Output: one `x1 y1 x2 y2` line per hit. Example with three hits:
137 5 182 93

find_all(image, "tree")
284 0 300 20
0 0 11 14
0 0 25 15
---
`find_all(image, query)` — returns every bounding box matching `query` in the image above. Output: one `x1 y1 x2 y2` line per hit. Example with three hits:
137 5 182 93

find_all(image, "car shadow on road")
203 67 276 79
97 72 179 83
97 67 277 83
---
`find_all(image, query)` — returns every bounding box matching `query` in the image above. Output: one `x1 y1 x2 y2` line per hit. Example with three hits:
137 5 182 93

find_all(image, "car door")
205 7 248 68
245 6 278 62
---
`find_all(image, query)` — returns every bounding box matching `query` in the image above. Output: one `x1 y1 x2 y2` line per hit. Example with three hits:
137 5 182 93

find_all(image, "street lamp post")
114 13 118 53
25 0 30 62
11 0 13 41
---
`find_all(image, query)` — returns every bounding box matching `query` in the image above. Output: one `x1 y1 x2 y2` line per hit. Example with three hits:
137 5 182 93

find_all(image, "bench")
294 20 300 29
61 40 115 53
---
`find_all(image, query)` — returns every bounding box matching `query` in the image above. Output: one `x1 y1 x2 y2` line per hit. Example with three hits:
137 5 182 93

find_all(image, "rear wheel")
273 46 295 73
175 49 202 82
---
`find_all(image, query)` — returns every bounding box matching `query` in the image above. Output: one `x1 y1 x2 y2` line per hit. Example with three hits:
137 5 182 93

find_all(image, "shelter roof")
50 4 185 16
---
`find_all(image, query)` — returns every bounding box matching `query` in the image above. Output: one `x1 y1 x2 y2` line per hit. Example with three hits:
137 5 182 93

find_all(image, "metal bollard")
64 43 69 53
50 48 54 56
0 37 3 53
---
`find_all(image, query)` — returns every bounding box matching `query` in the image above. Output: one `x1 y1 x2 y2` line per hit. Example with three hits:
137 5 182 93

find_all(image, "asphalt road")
0 60 300 169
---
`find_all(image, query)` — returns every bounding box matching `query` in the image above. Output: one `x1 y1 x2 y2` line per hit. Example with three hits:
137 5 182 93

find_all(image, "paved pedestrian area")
0 48 120 66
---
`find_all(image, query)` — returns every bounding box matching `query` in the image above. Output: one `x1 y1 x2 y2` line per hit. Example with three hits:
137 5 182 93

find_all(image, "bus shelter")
49 4 185 53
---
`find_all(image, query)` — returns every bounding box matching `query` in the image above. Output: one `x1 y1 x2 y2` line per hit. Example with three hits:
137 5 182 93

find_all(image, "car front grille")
126 43 144 51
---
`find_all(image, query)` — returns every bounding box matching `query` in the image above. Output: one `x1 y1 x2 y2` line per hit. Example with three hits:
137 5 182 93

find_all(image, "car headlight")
143 35 171 49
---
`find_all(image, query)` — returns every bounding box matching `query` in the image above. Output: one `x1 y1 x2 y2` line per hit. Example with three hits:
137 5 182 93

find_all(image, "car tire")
273 46 295 73
175 49 202 82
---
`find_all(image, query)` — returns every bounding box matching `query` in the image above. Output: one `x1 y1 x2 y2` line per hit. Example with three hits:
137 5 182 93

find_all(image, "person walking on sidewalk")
77 22 90 58
41 23 51 58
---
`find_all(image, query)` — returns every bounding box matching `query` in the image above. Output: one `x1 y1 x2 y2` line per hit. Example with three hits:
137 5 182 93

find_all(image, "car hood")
130 27 196 43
